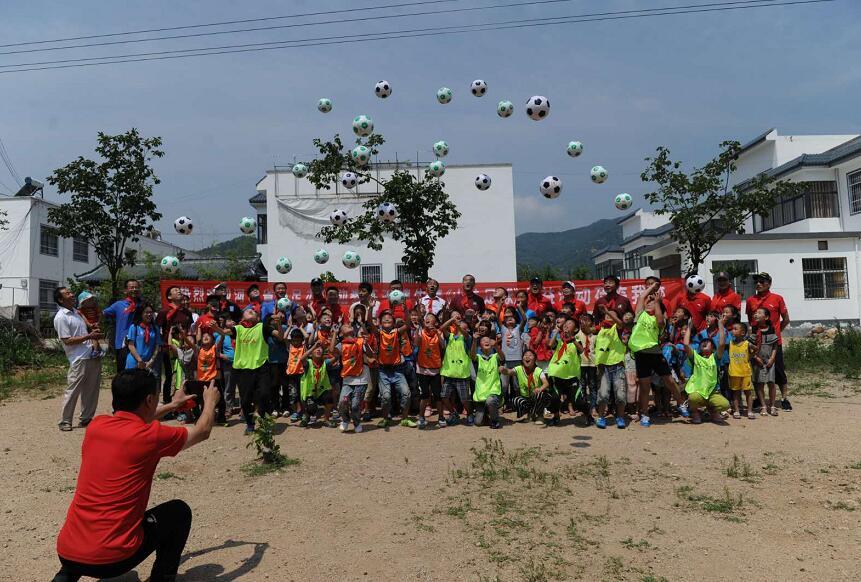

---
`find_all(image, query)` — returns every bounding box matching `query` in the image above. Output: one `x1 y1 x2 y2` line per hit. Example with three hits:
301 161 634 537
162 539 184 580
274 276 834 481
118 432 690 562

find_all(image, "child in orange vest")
332 324 372 433
414 313 446 429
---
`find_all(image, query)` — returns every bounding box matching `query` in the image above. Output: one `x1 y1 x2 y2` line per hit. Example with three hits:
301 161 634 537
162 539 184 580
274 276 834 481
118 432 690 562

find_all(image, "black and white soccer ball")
376 202 398 223
591 165 608 184
374 80 392 98
341 172 358 189
471 79 487 97
540 176 562 199
526 95 550 120
686 274 705 293
329 208 350 226
475 173 492 190
173 216 193 235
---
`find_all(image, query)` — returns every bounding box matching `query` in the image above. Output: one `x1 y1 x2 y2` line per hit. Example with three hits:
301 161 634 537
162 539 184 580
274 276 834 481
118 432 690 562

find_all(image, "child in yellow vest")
547 318 585 426
682 316 730 424
501 349 554 424
728 321 756 420
470 333 505 429
594 321 628 429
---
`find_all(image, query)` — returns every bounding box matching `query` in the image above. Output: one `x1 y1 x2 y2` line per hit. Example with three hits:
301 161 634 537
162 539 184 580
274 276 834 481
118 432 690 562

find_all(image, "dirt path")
1 388 859 581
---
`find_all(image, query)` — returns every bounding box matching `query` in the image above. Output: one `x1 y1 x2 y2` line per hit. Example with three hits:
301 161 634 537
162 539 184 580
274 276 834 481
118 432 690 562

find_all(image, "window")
849 170 861 214
72 236 89 262
595 259 623 280
40 224 58 256
802 257 848 299
256 214 267 244
711 260 758 299
395 264 415 283
623 246 651 277
755 181 839 232
361 264 382 283
818 240 828 251
39 279 59 311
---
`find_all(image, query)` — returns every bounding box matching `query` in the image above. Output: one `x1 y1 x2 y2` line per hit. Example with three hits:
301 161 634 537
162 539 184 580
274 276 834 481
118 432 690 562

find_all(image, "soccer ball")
276 297 292 312
317 98 332 113
376 202 398 223
525 95 550 120
591 165 608 184
436 87 452 104
351 145 371 166
374 80 392 98
567 141 583 157
540 176 562 199
475 173 491 190
389 289 406 305
471 79 487 97
352 115 374 137
342 250 361 269
173 216 193 235
614 193 633 210
275 256 292 274
427 160 446 178
329 209 349 226
497 100 513 118
314 249 330 264
433 140 449 158
160 255 179 274
239 216 256 234
686 274 705 293
340 171 358 189
291 163 308 178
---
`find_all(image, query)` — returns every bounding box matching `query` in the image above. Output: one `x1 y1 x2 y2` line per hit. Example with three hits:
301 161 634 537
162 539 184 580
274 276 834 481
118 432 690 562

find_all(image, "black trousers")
235 366 272 426
52 499 191 582
115 347 129 374
161 351 174 403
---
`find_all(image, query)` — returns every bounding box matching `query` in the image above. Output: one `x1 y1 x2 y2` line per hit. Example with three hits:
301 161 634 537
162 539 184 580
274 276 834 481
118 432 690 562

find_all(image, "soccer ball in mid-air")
374 80 392 98
314 249 330 264
376 202 398 223
389 289 406 305
351 145 371 166
352 115 374 137
173 216 193 235
475 174 491 190
614 193 633 210
686 274 706 293
329 209 349 226
567 141 583 157
317 98 332 113
276 297 292 312
591 165 608 184
239 216 256 235
436 87 452 104
497 100 513 118
342 250 361 269
471 79 487 96
275 256 292 274
160 255 179 274
340 171 358 189
526 95 550 120
427 160 446 178
291 163 308 178
433 140 449 158
540 176 562 199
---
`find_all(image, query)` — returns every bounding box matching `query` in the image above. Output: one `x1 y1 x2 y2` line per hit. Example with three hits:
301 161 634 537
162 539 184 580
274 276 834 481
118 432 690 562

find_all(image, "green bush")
783 326 861 378
0 325 46 373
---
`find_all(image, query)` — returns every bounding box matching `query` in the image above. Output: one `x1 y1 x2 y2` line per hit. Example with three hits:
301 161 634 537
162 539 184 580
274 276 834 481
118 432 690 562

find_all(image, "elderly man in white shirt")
418 278 447 317
53 286 104 431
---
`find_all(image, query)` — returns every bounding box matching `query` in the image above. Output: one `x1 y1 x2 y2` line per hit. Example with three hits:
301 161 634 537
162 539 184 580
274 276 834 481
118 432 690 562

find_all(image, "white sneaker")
339 421 349 433
272 410 281 418
354 423 363 433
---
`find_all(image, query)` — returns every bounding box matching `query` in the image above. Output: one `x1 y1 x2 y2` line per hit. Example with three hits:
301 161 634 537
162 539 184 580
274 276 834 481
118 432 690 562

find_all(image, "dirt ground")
1 377 859 582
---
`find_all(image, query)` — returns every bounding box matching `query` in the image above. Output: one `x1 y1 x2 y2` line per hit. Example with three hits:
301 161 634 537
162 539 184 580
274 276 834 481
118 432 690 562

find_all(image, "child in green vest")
439 313 474 426
547 318 587 426
594 319 628 429
501 349 556 425
682 316 730 424
299 342 335 428
232 307 281 434
470 333 505 429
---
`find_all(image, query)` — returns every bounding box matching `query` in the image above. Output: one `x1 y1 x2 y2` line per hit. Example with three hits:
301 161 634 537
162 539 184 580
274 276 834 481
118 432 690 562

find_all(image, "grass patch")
412 515 435 533
621 537 653 551
847 461 861 470
518 557 561 582
155 471 184 481
0 350 117 402
784 328 861 378
641 576 669 582
826 500 856 512
240 455 300 477
242 414 299 476
676 485 746 518
603 556 624 579
725 454 760 482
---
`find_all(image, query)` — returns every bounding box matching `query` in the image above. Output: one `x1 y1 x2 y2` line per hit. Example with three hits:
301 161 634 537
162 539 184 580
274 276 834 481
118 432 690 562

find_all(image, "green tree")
305 133 461 282
641 140 805 274
48 129 164 300
0 209 8 231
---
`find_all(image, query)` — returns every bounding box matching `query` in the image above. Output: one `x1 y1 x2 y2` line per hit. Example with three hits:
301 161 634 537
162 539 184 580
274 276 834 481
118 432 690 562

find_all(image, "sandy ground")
1 381 860 582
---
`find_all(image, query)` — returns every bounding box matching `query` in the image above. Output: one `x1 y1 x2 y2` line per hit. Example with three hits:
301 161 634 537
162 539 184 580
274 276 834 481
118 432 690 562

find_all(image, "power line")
0 0 830 74
0 137 23 186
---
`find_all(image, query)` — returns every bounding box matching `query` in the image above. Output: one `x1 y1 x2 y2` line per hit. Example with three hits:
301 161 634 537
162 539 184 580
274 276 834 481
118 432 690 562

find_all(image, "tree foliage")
641 140 805 274
48 129 164 300
0 209 8 231
516 263 593 282
305 133 461 282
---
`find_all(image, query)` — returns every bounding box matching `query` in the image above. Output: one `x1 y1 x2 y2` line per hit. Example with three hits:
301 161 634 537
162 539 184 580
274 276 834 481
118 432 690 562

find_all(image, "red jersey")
527 292 553 318
709 288 742 313
594 292 633 320
308 295 328 318
528 326 553 362
196 313 216 333
555 298 588 320
673 292 711 331
745 291 788 344
375 298 414 322
56 412 187 564
449 292 485 315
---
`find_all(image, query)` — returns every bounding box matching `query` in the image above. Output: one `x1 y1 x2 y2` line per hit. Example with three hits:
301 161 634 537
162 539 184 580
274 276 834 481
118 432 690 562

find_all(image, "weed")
603 556 624 579
641 576 669 582
848 461 861 470
155 471 184 481
565 518 595 550
646 525 666 536
676 485 745 517
784 327 861 378
519 558 560 582
412 515 435 533
240 456 300 476
725 454 760 482
762 463 780 475
447 499 473 519
826 500 856 512
621 537 653 551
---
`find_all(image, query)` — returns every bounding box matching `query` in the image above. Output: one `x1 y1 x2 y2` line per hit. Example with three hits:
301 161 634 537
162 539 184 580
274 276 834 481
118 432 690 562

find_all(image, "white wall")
619 210 670 241
258 164 517 283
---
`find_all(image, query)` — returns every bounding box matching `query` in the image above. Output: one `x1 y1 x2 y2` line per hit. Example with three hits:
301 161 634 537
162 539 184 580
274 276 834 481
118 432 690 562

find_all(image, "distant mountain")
515 218 622 275
197 235 258 257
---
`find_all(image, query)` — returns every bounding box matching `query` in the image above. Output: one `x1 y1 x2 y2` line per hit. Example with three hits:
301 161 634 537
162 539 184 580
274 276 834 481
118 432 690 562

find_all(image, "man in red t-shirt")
526 277 554 318
554 280 588 319
593 275 633 325
307 278 328 319
673 286 711 331
374 279 415 322
709 271 742 313
449 274 486 314
53 369 219 582
745 272 792 408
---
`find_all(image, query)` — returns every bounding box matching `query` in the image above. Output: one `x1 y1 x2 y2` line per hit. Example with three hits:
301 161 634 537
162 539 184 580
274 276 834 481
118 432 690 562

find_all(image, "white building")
0 191 194 323
250 162 517 283
594 128 861 325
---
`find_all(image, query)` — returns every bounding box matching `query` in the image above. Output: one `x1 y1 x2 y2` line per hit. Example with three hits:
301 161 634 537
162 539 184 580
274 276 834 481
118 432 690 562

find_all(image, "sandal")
769 406 779 416
747 412 756 419
732 411 741 419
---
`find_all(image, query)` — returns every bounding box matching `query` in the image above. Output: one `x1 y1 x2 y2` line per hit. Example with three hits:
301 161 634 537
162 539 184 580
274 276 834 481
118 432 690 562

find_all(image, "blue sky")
1 0 859 248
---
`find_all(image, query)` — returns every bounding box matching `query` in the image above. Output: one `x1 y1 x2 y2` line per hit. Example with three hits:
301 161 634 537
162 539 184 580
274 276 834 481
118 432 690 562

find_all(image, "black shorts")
634 351 671 379
306 391 334 406
775 344 787 386
417 374 442 400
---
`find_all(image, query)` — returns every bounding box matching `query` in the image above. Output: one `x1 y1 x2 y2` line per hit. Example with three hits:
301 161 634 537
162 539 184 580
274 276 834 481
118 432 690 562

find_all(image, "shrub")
783 326 861 378
0 324 46 373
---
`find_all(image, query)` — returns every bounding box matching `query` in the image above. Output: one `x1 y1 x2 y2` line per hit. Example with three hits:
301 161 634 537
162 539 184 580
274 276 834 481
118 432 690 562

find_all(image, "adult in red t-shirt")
709 271 742 313
53 369 219 582
593 275 633 325
449 274 486 315
553 280 588 319
374 279 415 322
673 289 712 331
745 272 791 405
526 277 554 318
307 278 328 319
155 285 194 404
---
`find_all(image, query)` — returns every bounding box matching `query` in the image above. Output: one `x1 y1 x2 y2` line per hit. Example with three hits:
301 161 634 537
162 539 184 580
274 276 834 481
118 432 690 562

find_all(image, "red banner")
160 279 685 312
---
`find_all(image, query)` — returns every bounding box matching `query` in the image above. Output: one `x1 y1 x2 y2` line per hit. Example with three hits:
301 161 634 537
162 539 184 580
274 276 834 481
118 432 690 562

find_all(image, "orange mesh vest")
417 329 442 369
286 344 305 375
379 330 401 365
196 345 218 382
340 338 364 378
